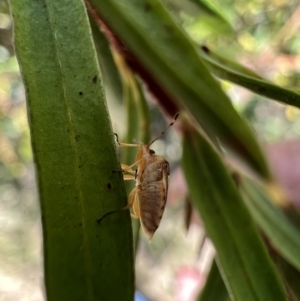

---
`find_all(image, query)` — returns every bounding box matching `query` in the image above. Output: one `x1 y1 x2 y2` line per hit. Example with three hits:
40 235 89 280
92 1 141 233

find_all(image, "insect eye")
149 149 155 154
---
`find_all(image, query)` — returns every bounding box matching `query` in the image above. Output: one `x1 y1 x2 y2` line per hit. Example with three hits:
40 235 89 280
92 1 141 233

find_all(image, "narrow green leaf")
126 79 151 249
200 47 300 108
197 260 230 301
122 78 141 251
276 256 300 301
242 179 300 272
200 46 264 79
182 126 287 301
89 15 123 104
88 0 270 179
11 0 134 300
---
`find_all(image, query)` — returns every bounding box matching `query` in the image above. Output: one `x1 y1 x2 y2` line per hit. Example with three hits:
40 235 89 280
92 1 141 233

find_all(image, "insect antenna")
148 112 179 146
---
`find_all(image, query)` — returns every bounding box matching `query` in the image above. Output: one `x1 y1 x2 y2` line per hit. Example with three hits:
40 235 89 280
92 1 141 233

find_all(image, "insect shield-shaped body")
128 145 170 240
115 113 179 240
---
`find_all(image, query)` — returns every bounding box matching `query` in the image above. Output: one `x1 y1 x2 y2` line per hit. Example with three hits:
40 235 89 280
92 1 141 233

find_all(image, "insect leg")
97 187 137 224
131 192 140 219
120 164 136 181
114 133 141 147
121 158 143 171
124 187 137 210
119 187 140 219
123 174 135 181
121 163 136 174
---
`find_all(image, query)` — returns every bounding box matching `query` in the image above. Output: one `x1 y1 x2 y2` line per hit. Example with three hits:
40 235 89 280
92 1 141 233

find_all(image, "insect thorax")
139 158 169 184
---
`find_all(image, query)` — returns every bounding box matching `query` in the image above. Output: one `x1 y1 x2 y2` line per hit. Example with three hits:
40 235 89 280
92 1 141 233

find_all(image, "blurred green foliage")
2 0 300 300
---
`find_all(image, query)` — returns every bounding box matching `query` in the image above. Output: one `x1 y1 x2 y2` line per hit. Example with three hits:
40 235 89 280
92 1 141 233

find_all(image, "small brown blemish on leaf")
92 75 97 83
107 183 113 190
79 91 83 95
201 45 210 54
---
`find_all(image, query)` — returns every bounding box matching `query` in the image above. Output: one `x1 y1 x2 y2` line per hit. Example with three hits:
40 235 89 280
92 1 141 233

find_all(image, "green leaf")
197 260 230 301
242 179 300 272
200 46 264 79
11 0 134 300
200 47 300 108
162 0 233 36
88 0 270 179
182 125 287 301
89 15 123 104
276 256 300 301
189 0 233 34
122 77 141 251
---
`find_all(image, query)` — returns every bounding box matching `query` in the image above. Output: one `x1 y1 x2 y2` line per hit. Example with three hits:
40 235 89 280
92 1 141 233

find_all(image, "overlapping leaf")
242 179 300 271
182 125 287 301
197 260 230 301
199 47 300 108
88 0 270 178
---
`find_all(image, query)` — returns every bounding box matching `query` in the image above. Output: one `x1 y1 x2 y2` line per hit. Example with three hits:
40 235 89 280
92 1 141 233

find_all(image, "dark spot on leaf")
79 222 82 226
79 91 83 95
107 183 113 190
92 75 97 83
201 45 210 54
